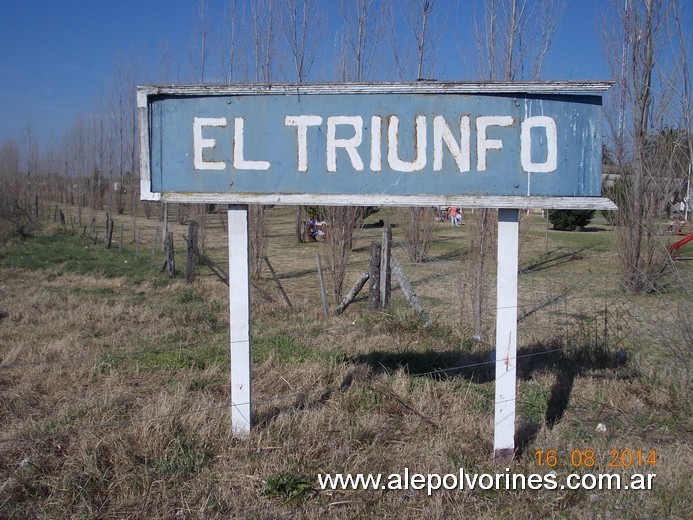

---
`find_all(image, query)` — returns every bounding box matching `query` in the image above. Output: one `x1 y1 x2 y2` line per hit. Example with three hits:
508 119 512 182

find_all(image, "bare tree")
339 0 386 82
409 0 439 81
221 0 241 83
191 0 210 83
316 0 384 303
0 139 38 239
246 0 279 278
400 206 436 262
471 0 565 81
462 0 565 338
21 122 39 179
601 0 687 292
251 0 276 84
321 206 366 304
282 0 324 242
109 57 136 216
671 0 692 223
392 0 440 263
283 0 322 82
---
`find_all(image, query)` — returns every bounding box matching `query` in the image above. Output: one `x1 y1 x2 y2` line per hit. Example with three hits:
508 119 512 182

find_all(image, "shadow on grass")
519 247 592 274
347 339 621 456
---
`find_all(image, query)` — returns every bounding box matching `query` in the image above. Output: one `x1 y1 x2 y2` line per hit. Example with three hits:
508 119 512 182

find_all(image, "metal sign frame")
139 81 616 461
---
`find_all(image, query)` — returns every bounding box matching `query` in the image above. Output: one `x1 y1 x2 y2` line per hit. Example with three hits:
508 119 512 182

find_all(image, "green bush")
548 209 595 231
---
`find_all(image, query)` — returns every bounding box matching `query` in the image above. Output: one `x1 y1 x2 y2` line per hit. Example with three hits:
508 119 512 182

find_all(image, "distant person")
667 218 676 234
307 218 325 241
450 206 460 227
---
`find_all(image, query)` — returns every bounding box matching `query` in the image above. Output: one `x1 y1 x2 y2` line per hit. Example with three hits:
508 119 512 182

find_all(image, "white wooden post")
228 204 252 434
494 208 520 460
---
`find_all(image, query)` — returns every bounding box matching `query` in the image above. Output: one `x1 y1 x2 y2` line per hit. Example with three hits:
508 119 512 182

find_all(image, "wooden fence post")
380 221 392 308
185 221 198 283
105 213 114 249
264 257 292 308
335 272 369 315
104 214 109 247
390 253 430 326
161 231 175 278
162 203 169 250
368 243 382 311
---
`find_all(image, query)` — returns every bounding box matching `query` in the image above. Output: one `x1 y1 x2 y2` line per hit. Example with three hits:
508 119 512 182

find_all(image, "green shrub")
549 209 595 231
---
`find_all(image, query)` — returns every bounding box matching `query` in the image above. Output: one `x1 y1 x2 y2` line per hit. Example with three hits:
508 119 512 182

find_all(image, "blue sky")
0 0 689 147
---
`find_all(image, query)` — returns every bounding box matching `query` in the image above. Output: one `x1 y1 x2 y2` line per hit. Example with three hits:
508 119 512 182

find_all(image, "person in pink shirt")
450 206 460 227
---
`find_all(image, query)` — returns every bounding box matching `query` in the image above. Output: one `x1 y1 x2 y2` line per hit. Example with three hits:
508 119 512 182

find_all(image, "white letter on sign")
370 116 382 172
285 115 323 171
327 116 364 172
388 115 427 172
194 117 227 170
521 116 557 173
233 118 270 170
477 116 513 171
433 115 470 172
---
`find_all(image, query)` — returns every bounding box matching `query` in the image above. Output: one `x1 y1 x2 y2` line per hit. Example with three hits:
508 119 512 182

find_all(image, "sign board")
139 82 615 210
139 82 615 460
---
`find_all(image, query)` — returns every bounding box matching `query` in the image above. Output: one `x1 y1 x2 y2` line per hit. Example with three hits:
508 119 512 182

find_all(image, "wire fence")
1 277 680 446
1 201 690 453
0 341 645 447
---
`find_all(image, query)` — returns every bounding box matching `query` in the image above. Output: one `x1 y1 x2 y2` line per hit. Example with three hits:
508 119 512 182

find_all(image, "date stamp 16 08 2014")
534 449 657 469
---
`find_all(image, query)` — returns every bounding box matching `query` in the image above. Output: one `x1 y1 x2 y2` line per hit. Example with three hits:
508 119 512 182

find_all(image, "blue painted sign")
140 83 609 206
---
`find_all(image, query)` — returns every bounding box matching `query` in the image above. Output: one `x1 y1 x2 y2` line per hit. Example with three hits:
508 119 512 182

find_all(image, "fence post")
162 203 169 250
104 214 109 247
185 221 198 283
390 254 430 325
368 243 382 311
105 213 114 249
264 256 292 308
161 231 175 278
380 221 392 308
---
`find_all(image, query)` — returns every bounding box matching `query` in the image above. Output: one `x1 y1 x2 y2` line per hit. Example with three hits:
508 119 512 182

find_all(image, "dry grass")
0 205 691 518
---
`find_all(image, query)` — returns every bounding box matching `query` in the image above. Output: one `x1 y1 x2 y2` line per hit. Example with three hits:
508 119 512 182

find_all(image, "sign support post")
228 204 252 434
494 208 520 460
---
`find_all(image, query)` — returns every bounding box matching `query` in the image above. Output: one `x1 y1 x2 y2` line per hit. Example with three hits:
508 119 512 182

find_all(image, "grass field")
0 204 691 518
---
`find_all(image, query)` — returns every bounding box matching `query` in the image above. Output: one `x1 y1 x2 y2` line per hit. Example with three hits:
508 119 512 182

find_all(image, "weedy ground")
0 205 691 519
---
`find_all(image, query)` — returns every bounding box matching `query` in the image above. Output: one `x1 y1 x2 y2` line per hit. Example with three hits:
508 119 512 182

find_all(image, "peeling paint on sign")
139 83 614 208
